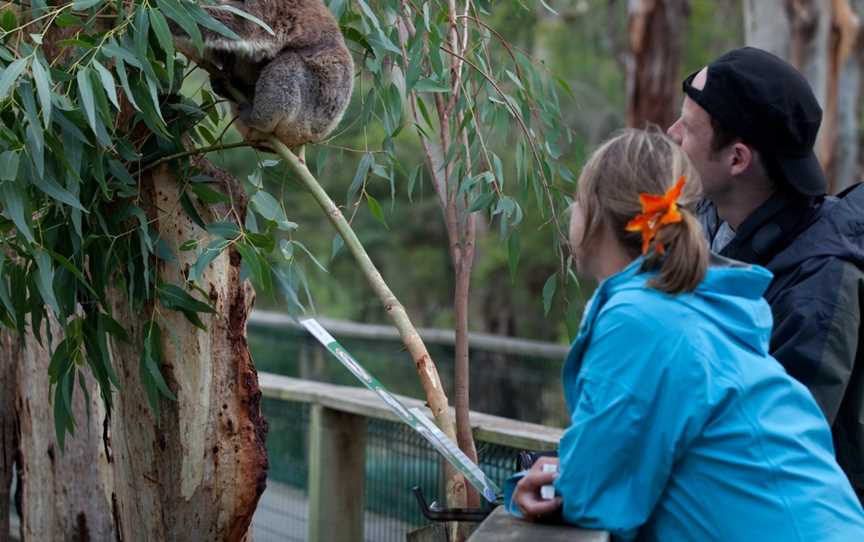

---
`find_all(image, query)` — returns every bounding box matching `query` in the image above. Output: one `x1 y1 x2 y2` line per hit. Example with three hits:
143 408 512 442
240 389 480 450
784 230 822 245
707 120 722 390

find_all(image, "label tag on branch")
300 318 501 503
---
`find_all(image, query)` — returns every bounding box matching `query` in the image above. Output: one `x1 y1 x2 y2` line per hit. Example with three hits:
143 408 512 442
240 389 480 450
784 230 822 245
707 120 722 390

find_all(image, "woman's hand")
513 456 563 521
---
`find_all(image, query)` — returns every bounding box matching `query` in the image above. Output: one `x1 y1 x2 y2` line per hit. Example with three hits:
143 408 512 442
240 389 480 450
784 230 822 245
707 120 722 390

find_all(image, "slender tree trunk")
744 0 863 192
452 242 478 508
626 0 690 129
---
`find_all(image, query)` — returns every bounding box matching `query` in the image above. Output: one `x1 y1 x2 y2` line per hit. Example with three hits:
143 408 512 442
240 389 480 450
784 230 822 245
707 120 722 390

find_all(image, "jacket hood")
769 184 864 274
688 256 775 354
574 256 775 363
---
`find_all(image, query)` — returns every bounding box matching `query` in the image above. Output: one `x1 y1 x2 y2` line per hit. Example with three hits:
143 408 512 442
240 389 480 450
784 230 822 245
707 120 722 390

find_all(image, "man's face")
667 68 731 200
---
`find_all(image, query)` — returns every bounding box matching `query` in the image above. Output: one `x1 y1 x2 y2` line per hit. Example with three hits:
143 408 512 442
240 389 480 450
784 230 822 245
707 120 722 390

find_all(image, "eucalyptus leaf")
142 321 176 401
212 4 270 35
31 56 52 127
0 58 27 99
30 173 86 211
24 118 44 178
542 272 557 316
72 0 103 10
157 283 215 314
34 250 60 316
155 0 203 54
76 67 98 135
180 191 206 229
189 183 228 204
347 153 373 204
0 151 20 181
468 192 494 213
148 8 175 60
190 239 229 282
0 180 34 243
206 221 240 239
366 194 387 228
251 190 285 222
92 60 120 110
413 78 450 93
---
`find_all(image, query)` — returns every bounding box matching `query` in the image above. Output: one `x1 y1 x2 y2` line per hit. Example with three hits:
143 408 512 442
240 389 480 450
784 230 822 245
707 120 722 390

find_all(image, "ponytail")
645 211 709 294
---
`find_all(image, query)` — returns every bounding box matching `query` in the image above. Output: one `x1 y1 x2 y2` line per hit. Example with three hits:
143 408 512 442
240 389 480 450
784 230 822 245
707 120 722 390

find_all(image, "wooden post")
308 404 367 542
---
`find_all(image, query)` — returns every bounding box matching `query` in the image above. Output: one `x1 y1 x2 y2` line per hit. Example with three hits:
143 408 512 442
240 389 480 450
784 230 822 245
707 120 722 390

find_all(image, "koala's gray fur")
175 0 354 148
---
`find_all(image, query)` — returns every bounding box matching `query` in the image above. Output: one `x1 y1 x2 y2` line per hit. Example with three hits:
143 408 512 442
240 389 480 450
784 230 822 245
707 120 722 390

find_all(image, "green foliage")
0 0 310 448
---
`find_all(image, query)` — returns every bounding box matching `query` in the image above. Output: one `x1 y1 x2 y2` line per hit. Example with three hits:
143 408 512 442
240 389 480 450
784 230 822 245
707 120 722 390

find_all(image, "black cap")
682 47 826 196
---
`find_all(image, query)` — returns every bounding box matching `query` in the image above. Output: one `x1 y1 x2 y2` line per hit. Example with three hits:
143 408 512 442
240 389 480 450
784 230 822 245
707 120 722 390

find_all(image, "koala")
174 0 354 148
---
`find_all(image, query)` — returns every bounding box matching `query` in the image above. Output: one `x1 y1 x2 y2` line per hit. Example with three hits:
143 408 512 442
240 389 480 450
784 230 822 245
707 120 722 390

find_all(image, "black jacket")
700 184 864 503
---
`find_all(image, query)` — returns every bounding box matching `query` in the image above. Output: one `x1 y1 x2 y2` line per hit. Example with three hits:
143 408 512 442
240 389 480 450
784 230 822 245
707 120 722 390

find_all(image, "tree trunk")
626 0 690 129
1 332 20 540
14 318 114 541
100 164 267 541
452 248 478 508
5 162 268 541
744 0 863 193
827 0 862 191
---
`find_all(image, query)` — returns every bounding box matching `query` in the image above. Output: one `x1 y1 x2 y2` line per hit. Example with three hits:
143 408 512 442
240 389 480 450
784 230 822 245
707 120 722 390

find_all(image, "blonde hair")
576 129 708 294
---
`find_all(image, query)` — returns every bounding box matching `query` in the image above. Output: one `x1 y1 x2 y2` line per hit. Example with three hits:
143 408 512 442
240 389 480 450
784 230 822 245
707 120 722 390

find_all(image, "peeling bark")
626 0 690 130
15 319 114 541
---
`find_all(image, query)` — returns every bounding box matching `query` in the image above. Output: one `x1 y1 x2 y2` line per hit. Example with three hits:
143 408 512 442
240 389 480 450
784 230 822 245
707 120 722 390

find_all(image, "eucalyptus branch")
266 135 459 452
139 141 253 173
0 3 72 38
445 0 466 115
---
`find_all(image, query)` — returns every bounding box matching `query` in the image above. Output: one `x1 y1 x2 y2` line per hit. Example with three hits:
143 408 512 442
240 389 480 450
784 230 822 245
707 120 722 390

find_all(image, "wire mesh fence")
253 398 311 541
252 399 525 542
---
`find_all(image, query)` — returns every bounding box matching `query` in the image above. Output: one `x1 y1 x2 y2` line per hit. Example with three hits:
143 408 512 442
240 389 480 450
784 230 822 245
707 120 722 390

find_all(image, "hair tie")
625 175 687 255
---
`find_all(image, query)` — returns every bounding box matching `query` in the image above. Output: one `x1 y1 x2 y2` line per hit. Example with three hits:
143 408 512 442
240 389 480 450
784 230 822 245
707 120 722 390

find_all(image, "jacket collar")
716 190 819 266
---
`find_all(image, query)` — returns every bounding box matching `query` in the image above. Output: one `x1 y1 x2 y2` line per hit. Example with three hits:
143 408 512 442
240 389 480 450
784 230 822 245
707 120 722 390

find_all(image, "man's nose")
667 120 683 145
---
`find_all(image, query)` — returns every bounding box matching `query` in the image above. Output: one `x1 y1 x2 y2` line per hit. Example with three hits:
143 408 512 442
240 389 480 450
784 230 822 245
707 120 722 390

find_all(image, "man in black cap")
668 47 864 503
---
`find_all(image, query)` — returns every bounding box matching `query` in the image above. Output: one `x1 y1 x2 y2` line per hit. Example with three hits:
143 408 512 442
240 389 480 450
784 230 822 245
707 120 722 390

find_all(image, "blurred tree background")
208 0 751 344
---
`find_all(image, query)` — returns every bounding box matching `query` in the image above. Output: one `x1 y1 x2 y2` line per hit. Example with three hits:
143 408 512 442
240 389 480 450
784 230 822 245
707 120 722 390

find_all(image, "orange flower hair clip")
625 175 687 255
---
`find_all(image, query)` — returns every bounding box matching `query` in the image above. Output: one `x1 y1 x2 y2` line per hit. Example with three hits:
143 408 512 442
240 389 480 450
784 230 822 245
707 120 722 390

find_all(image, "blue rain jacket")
508 257 864 541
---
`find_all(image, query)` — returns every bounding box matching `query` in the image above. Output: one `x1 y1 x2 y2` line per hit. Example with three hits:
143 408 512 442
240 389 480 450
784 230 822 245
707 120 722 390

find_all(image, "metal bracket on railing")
412 486 492 522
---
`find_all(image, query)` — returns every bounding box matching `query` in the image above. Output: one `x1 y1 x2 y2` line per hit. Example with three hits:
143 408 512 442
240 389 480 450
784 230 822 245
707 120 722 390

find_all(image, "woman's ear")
729 142 753 176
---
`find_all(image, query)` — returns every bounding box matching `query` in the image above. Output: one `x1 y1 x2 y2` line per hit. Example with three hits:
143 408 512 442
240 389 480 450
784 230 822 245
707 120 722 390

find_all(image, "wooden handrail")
258 373 563 451
249 311 571 360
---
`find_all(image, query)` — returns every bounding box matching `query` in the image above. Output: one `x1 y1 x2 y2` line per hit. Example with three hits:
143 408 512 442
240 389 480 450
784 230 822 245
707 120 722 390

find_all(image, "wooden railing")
259 373 563 541
249 310 571 360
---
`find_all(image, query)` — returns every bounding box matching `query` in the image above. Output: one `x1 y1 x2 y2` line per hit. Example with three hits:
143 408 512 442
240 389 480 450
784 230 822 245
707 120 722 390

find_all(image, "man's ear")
729 142 753 176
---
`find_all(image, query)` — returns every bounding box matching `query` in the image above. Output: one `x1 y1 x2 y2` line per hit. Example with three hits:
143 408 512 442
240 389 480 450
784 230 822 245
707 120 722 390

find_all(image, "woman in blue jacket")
510 130 864 540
